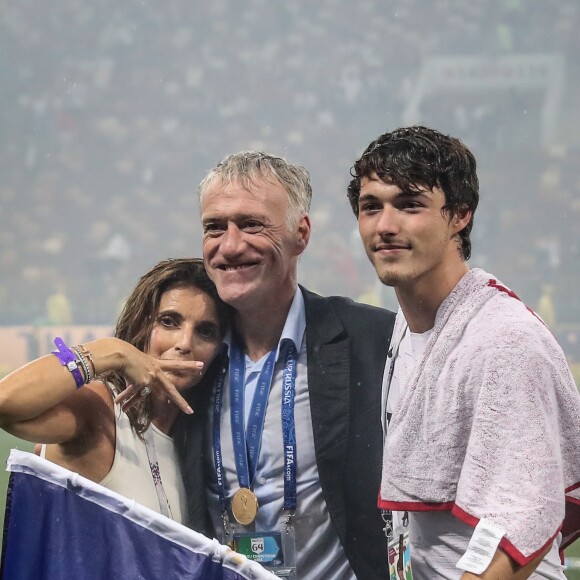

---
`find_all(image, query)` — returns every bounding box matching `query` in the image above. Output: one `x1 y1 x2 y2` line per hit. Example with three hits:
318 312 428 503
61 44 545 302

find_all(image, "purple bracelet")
52 337 85 389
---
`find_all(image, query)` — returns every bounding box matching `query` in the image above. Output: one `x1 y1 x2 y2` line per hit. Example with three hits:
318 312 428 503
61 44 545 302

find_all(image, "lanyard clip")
221 510 231 538
381 510 393 540
283 509 295 534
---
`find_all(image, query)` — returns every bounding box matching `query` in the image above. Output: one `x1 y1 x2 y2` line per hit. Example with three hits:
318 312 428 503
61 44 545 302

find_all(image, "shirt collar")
222 287 305 361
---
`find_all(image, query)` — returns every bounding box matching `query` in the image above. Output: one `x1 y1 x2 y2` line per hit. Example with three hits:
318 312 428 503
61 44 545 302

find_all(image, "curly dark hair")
103 258 230 436
347 126 479 260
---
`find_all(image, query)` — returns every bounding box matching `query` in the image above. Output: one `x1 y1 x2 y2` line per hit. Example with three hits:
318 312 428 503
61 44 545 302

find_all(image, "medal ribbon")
212 363 228 513
212 336 299 516
280 339 298 512
230 336 277 488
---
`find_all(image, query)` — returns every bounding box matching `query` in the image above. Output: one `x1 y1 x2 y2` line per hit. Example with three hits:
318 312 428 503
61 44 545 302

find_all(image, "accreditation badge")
233 531 283 566
233 525 296 579
388 532 412 580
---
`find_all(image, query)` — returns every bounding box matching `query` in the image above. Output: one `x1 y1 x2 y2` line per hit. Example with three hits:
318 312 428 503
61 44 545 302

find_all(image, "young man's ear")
452 206 472 235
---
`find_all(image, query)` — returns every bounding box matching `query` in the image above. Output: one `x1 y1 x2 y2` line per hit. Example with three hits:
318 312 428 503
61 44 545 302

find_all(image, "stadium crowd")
1 0 579 363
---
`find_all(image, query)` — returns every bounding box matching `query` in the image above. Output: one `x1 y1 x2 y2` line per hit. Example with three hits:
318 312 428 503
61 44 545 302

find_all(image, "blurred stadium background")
1 0 579 574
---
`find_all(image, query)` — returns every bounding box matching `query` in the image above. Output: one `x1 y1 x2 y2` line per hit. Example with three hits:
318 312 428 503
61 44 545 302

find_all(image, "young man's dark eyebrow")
398 188 432 198
358 193 380 203
358 189 432 204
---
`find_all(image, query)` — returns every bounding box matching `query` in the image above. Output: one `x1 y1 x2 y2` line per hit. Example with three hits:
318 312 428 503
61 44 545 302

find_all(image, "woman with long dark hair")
0 258 229 523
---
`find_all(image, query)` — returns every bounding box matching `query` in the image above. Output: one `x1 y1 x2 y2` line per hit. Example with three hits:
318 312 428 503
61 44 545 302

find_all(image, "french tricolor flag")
1 450 276 580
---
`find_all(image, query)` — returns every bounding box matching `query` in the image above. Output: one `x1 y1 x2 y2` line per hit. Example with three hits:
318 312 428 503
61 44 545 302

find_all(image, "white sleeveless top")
100 400 187 523
42 390 187 524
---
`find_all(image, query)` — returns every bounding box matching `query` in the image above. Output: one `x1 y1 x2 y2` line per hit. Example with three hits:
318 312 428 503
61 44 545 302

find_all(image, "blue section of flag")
1 450 276 580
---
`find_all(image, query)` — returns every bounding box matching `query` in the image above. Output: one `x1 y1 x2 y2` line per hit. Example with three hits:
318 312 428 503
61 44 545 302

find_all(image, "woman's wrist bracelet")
72 346 92 384
52 337 85 389
77 344 96 379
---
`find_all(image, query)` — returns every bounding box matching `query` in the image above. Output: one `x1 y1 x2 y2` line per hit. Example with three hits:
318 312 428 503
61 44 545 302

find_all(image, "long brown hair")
103 258 229 436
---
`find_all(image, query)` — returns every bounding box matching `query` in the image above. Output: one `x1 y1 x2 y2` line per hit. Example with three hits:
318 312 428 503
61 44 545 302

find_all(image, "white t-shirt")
387 328 565 579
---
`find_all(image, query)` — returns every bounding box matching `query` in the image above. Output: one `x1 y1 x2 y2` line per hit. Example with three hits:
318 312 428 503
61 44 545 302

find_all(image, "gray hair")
198 151 312 228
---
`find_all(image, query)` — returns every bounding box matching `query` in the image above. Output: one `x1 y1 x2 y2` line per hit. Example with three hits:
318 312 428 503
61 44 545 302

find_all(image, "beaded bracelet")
52 337 85 389
77 344 96 379
72 346 92 384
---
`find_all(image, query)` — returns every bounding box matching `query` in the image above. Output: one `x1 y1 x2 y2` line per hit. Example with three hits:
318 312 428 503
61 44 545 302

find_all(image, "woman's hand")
113 359 203 414
97 338 204 414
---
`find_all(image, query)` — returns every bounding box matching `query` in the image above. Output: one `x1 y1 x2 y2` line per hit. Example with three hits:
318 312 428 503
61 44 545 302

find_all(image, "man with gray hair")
177 151 395 579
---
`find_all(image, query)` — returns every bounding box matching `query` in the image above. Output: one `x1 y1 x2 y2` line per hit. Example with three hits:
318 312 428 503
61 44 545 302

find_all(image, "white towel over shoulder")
379 268 580 565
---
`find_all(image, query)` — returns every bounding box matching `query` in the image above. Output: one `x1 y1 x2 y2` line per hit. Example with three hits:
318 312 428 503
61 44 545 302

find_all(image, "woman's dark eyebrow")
196 319 220 329
156 309 183 319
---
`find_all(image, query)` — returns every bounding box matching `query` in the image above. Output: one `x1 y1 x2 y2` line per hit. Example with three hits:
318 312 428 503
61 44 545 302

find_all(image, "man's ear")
294 214 311 255
452 206 472 235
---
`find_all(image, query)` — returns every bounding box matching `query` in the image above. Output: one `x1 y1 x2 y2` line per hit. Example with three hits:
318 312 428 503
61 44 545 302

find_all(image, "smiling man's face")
357 174 464 292
201 176 308 314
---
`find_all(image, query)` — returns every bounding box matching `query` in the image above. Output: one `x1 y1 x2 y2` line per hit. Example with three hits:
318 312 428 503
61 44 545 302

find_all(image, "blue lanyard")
280 340 298 511
212 337 298 515
230 339 277 488
212 364 228 513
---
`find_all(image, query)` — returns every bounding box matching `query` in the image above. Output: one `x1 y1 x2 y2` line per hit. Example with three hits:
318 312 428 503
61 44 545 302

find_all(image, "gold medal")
231 488 259 526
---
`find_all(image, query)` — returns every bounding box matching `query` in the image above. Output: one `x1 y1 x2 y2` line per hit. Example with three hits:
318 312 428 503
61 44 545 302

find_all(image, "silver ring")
140 386 151 397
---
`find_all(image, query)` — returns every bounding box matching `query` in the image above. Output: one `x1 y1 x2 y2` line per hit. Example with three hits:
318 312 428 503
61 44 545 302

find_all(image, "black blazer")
174 287 395 579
